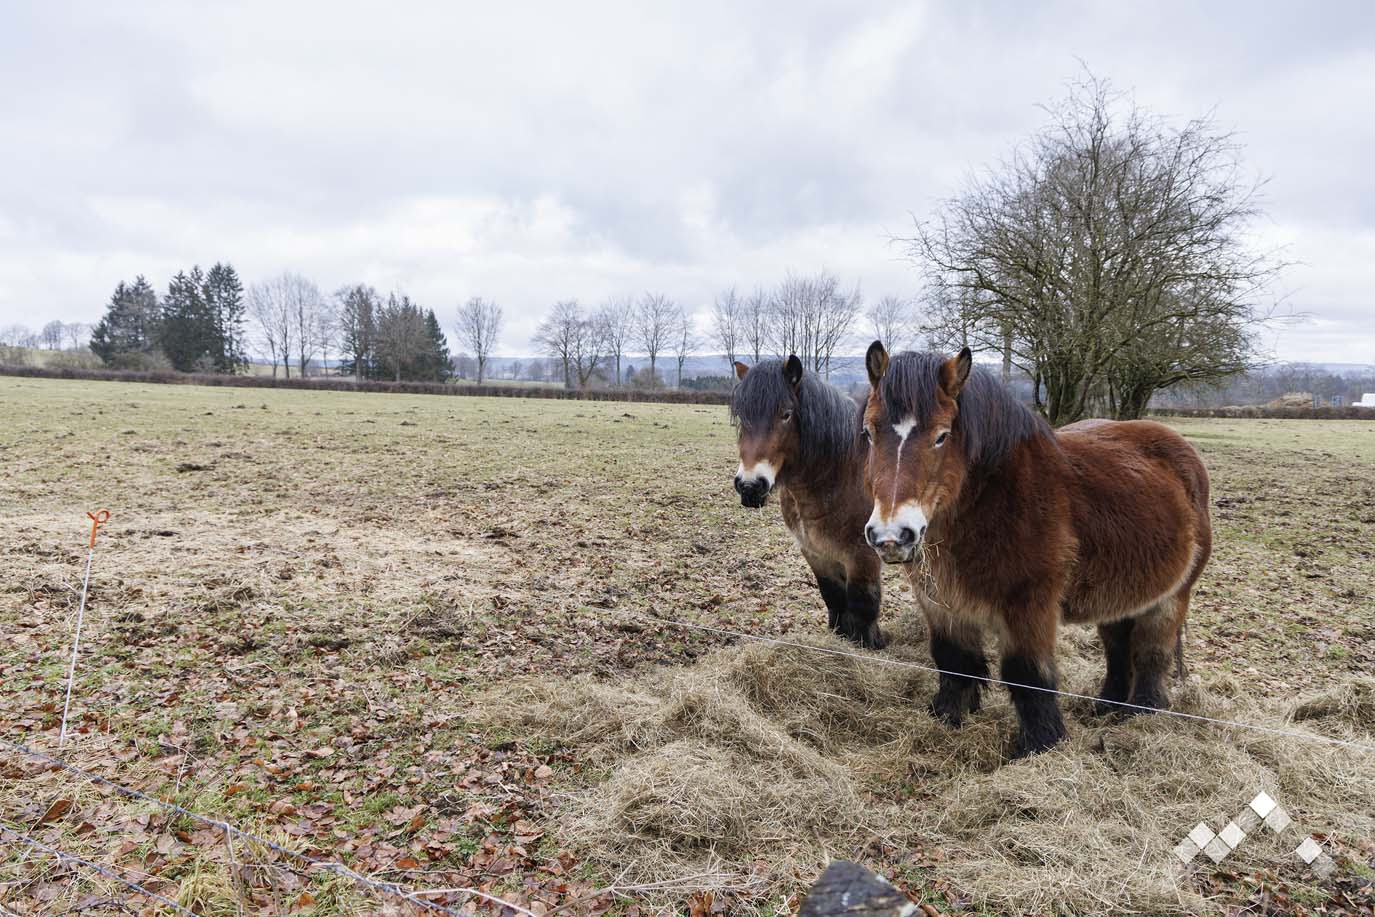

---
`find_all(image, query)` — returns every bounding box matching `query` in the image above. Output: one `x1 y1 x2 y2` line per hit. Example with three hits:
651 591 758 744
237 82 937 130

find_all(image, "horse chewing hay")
863 344 1212 758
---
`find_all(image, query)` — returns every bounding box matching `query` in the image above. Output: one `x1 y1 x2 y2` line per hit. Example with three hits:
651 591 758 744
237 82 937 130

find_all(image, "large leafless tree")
710 287 741 370
597 296 635 386
534 300 607 389
249 274 302 378
741 288 768 364
766 271 862 377
634 292 676 388
907 75 1278 424
672 306 698 387
866 295 920 354
455 296 503 383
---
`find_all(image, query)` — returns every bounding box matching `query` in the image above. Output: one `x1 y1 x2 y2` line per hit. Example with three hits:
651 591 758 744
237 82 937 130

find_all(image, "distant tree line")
87 264 248 372
11 76 1279 410
523 273 917 392
1151 363 1375 410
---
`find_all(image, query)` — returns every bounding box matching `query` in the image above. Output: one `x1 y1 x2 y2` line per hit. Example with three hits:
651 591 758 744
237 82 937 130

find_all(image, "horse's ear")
734 361 750 381
783 355 803 388
865 340 889 387
940 347 973 398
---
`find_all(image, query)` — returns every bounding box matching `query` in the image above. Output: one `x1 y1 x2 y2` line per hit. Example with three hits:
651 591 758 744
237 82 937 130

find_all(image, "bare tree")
634 292 676 388
867 296 919 353
766 271 862 377
741 288 768 363
710 287 741 370
62 322 92 351
533 300 580 388
597 296 634 386
1 324 39 348
906 74 1277 423
248 275 297 378
39 321 64 350
672 306 699 387
533 300 607 389
289 276 325 377
569 310 609 388
455 296 503 383
317 301 339 376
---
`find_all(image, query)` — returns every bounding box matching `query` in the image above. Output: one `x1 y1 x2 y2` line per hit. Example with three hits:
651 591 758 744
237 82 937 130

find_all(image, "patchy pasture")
2 377 1374 915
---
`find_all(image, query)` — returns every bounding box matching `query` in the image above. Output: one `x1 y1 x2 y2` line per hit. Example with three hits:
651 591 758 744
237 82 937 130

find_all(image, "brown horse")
731 356 885 648
861 343 1212 757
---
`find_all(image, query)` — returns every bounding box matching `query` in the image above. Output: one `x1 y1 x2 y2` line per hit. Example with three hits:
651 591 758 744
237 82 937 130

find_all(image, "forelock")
878 351 1051 466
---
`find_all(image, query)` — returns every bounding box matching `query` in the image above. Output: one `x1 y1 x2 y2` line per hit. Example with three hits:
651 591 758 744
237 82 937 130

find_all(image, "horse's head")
729 355 805 508
861 342 973 564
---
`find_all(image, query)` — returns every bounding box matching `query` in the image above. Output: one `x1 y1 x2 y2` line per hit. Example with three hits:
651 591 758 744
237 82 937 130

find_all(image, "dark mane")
731 360 862 473
880 351 1051 467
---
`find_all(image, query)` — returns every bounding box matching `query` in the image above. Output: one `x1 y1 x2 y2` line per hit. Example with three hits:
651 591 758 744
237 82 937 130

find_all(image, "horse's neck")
781 450 862 509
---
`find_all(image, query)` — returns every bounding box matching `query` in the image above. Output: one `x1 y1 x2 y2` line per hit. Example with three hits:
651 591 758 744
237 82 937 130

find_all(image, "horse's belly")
1064 536 1201 622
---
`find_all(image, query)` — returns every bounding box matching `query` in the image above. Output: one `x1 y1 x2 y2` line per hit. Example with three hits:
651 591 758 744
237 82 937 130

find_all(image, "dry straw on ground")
489 617 1375 915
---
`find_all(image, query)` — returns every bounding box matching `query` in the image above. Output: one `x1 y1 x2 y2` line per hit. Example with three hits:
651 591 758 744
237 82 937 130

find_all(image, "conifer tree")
161 266 217 371
90 276 162 367
423 309 452 381
204 262 247 373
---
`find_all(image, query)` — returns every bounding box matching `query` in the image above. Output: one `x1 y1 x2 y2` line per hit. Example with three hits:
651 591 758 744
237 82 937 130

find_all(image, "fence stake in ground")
59 509 109 747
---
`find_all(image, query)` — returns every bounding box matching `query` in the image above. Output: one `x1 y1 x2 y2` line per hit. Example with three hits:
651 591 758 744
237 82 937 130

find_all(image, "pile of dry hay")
488 617 1375 914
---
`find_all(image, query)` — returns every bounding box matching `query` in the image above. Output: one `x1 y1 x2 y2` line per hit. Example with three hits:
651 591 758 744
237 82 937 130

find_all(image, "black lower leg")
1127 602 1178 714
1094 619 1134 716
816 576 847 633
1128 646 1173 712
836 580 884 649
1002 654 1067 758
928 632 988 727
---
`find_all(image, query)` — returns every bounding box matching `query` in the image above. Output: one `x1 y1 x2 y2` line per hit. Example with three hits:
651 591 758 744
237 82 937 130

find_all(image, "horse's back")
1054 419 1211 618
1057 419 1209 512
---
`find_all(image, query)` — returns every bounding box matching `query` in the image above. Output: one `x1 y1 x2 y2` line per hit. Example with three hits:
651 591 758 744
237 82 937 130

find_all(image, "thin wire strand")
0 738 534 917
0 822 197 915
636 610 1375 754
58 547 95 747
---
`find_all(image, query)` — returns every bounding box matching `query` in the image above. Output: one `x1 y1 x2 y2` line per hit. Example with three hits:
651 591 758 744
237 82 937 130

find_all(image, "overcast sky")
2 1 1372 362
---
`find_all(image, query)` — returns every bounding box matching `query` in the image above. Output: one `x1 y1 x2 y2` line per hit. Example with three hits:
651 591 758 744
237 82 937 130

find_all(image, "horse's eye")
861 426 872 443
781 410 793 422
934 431 949 448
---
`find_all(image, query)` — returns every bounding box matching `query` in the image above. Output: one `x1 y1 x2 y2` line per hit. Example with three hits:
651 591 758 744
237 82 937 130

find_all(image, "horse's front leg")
840 577 884 649
1093 617 1135 716
813 571 847 633
1000 597 1069 758
924 607 987 727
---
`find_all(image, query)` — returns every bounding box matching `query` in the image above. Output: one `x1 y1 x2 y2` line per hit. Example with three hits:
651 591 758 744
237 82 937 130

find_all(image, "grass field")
2 376 1373 915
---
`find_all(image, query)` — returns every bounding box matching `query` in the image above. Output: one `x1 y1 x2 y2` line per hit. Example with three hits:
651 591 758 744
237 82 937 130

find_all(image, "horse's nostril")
897 526 916 546
865 524 878 545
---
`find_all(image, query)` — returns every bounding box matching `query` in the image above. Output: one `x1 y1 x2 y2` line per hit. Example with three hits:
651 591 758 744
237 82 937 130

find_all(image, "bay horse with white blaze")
862 343 1211 757
731 356 885 648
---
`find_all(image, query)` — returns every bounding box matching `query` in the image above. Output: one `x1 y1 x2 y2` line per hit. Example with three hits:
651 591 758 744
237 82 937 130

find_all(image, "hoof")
859 627 888 651
1124 692 1169 717
928 693 967 728
1091 697 1128 718
1011 729 1066 759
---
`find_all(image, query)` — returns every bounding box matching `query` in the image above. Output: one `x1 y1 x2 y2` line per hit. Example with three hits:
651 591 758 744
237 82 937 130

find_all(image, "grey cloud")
1 1 1371 362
